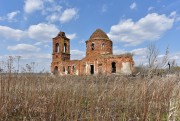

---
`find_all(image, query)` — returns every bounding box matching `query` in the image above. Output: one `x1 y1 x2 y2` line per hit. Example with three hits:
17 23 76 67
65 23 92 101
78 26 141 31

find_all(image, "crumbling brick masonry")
51 29 134 75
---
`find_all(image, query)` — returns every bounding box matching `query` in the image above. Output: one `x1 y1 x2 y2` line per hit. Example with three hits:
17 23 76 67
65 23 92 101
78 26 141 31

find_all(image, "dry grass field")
0 74 180 121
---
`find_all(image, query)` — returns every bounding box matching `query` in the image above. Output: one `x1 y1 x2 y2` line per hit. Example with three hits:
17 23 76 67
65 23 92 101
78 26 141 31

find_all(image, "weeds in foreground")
0 74 180 120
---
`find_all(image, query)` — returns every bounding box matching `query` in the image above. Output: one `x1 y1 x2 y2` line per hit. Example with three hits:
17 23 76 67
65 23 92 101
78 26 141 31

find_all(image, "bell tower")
51 32 70 73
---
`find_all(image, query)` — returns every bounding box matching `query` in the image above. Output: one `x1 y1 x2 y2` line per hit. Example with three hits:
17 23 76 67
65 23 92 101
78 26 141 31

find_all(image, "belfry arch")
64 43 67 53
55 43 60 53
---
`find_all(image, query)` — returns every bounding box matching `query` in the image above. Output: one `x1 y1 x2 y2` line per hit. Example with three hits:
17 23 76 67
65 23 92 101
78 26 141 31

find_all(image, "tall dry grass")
0 74 180 120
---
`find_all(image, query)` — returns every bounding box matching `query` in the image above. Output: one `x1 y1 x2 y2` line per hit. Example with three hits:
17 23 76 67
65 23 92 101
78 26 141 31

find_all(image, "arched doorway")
90 65 94 74
112 62 116 73
54 66 58 74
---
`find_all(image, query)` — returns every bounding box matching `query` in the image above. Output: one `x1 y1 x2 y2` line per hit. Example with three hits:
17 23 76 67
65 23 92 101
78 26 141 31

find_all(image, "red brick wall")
86 39 112 57
51 32 71 73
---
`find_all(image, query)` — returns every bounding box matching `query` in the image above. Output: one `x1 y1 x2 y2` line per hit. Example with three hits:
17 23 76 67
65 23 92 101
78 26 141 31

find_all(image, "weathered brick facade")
51 29 134 75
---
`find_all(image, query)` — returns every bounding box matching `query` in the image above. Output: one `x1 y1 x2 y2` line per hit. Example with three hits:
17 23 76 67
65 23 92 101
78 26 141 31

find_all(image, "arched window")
91 43 94 50
64 43 67 53
63 66 65 72
68 66 71 74
55 43 60 53
112 62 116 73
72 65 76 71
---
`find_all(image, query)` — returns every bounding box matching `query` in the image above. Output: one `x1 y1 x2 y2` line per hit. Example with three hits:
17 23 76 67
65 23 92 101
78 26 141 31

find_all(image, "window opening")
73 65 76 71
55 43 60 53
102 43 105 50
91 43 94 50
90 65 94 74
64 43 67 53
63 66 65 72
68 66 71 74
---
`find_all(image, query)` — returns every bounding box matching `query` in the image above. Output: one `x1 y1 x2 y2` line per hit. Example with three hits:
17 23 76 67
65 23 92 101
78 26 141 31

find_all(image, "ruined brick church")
51 29 134 75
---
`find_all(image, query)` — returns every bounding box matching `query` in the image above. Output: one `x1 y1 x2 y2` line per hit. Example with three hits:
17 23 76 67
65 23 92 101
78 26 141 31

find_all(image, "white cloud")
44 44 50 48
0 25 27 40
45 0 54 2
0 23 78 43
0 23 59 42
66 33 77 40
22 53 51 59
79 40 85 44
70 50 85 60
130 48 147 56
28 23 59 42
7 11 20 21
46 5 62 12
101 4 107 12
170 55 179 60
24 0 44 13
113 49 127 55
148 6 154 11
46 13 59 23
130 2 137 10
169 11 180 22
34 42 43 46
170 11 177 18
113 48 147 56
46 7 78 23
60 8 78 23
7 44 40 52
108 13 174 46
42 4 62 15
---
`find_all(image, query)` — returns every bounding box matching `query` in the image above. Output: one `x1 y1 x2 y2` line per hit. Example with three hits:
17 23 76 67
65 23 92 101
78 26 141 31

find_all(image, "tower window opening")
91 43 94 50
64 43 67 53
102 43 105 50
55 43 60 53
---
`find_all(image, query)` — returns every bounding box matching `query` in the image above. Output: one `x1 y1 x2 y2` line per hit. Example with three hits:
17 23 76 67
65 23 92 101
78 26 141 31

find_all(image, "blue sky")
0 0 180 72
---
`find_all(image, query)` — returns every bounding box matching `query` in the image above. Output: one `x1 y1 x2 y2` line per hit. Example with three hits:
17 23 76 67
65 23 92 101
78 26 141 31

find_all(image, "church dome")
90 29 109 40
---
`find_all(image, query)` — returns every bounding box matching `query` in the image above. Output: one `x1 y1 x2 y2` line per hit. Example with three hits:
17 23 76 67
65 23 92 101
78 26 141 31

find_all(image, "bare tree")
171 59 176 67
0 61 3 73
160 46 169 68
16 56 21 73
31 62 35 73
7 56 15 73
146 43 159 69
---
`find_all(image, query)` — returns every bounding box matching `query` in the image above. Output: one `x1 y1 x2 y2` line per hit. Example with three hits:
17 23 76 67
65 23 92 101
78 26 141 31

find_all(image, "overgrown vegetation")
0 43 180 120
0 74 180 120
